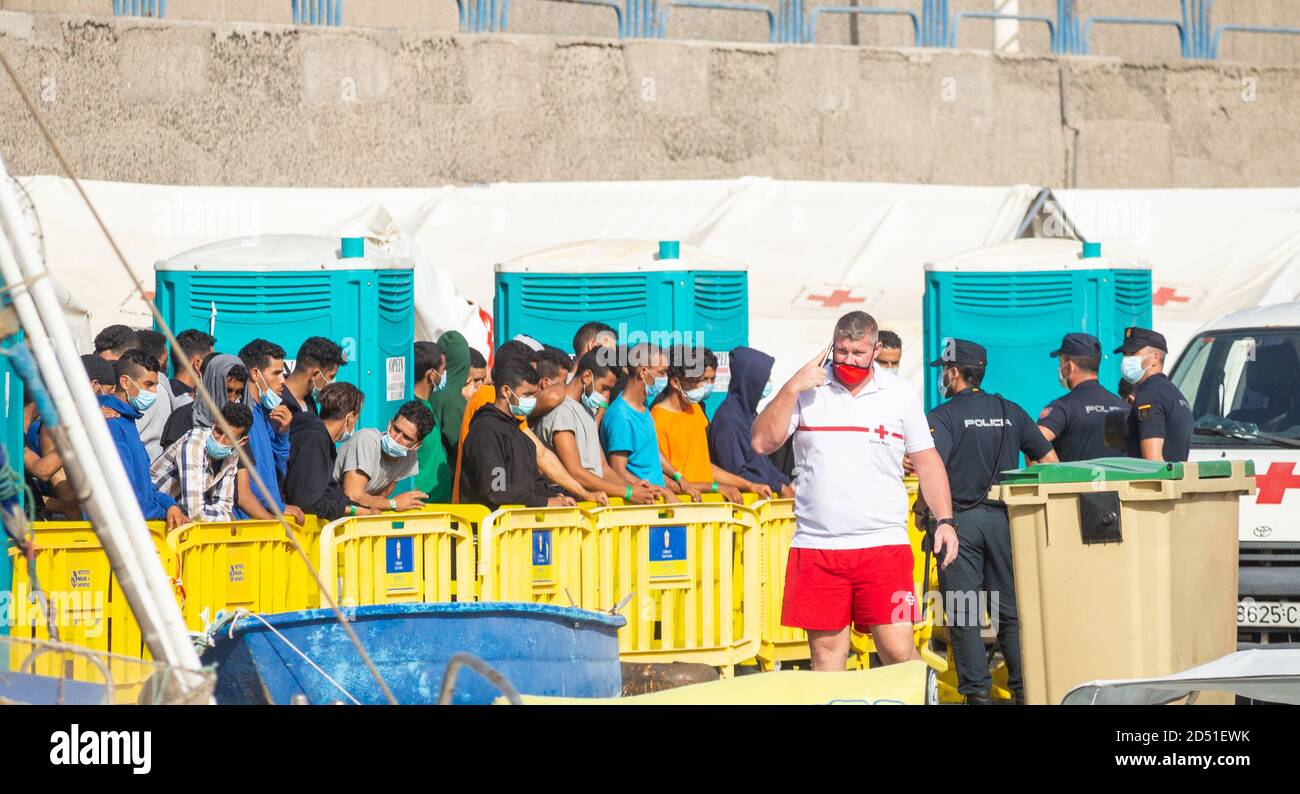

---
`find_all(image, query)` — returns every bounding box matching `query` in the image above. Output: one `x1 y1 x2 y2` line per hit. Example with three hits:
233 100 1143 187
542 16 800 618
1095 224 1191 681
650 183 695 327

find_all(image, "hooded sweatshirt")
707 346 791 491
192 354 241 430
459 402 554 510
100 394 178 520
429 331 470 464
284 410 352 521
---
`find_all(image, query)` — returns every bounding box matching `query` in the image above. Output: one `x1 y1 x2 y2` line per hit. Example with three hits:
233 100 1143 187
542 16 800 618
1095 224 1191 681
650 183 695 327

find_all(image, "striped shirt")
151 428 239 522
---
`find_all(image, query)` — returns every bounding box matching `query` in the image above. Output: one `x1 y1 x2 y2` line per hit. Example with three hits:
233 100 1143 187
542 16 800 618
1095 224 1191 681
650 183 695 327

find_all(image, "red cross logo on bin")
1152 287 1191 307
807 289 864 309
1255 462 1300 505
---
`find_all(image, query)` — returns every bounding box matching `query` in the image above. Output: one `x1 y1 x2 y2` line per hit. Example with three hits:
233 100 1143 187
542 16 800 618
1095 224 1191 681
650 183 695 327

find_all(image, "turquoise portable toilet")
154 235 415 433
923 238 1152 416
493 239 749 417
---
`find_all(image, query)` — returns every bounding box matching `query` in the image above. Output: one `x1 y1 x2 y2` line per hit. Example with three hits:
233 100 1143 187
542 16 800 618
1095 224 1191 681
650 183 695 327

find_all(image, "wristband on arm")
710 481 719 493
624 485 633 500
671 472 682 483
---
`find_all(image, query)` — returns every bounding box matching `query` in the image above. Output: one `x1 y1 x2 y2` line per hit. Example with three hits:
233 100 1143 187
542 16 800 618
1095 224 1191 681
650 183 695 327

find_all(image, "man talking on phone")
752 311 957 671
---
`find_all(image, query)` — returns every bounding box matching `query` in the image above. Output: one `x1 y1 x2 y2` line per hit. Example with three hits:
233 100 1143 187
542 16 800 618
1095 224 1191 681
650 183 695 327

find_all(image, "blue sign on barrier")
385 536 416 593
648 525 688 580
532 530 554 585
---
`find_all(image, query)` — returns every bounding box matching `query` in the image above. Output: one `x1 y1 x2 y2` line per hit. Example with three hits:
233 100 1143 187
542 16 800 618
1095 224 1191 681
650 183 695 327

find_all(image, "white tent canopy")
19 177 1300 394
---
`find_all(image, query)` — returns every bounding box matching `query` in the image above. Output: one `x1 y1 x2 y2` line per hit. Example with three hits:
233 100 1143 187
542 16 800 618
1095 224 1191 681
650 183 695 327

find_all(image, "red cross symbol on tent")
1256 461 1300 505
1152 287 1191 307
807 289 864 309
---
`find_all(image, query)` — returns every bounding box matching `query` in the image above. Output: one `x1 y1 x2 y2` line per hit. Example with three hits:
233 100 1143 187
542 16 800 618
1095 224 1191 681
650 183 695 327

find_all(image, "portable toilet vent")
493 239 749 417
923 238 1152 416
154 234 415 433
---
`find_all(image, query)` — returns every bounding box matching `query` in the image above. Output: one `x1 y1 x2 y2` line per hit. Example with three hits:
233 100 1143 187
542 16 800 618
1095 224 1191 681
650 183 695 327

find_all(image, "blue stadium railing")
105 0 1299 59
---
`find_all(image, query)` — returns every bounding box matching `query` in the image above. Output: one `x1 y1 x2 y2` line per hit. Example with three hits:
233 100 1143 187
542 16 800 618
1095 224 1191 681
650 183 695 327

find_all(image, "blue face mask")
127 377 158 412
645 374 668 405
508 390 538 419
336 413 357 445
1121 355 1148 384
684 384 713 404
311 371 333 402
380 431 410 458
437 370 448 392
205 433 235 460
255 371 283 411
581 385 609 412
761 382 774 400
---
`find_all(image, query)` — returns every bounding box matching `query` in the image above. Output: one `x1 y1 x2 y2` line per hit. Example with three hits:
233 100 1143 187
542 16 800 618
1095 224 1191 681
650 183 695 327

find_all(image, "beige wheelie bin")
992 458 1255 705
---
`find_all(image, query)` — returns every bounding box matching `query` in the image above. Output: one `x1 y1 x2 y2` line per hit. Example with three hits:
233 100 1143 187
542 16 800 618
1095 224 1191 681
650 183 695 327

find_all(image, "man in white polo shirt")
753 311 957 671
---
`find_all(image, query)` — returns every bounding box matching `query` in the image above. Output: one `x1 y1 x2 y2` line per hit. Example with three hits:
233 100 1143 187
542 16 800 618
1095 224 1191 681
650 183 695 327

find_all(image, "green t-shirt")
415 396 453 502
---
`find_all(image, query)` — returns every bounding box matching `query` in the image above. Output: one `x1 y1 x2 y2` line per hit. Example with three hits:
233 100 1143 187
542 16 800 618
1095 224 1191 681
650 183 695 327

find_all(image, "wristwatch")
935 517 958 530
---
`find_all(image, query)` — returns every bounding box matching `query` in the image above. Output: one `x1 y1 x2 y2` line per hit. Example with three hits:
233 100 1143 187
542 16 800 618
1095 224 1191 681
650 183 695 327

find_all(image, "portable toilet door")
923 238 1152 417
154 235 416 433
493 239 749 417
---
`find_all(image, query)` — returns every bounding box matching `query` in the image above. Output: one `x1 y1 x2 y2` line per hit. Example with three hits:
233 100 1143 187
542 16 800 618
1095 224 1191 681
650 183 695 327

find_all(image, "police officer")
1037 332 1129 461
1115 327 1192 462
924 339 1058 704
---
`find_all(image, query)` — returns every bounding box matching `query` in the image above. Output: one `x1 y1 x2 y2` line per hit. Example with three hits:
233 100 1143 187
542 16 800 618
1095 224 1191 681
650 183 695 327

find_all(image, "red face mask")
832 361 872 388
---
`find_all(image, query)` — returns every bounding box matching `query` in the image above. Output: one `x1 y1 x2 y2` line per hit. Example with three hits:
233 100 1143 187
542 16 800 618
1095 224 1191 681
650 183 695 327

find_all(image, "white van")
1168 301 1300 648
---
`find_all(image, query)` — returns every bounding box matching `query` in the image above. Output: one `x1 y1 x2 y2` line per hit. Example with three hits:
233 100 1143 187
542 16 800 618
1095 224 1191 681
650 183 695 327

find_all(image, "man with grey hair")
752 310 957 671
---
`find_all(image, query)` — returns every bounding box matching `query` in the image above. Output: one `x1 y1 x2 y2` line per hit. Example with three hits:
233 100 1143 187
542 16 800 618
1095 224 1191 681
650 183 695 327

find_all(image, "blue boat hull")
202 602 625 705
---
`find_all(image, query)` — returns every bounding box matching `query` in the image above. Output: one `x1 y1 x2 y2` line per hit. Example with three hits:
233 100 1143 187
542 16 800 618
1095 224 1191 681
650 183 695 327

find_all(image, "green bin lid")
1000 457 1252 484
1000 457 1180 484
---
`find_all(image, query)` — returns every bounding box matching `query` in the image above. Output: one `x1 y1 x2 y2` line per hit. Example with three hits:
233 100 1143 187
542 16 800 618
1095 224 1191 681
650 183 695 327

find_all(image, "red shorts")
780 545 920 632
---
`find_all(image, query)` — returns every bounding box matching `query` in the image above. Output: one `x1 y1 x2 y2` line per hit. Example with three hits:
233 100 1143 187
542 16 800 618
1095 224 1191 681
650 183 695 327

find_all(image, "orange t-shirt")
453 386 528 502
651 402 713 483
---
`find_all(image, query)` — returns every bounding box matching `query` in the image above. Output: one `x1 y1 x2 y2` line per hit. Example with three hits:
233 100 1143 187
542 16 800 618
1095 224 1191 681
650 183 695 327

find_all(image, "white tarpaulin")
18 176 1300 389
1062 649 1300 705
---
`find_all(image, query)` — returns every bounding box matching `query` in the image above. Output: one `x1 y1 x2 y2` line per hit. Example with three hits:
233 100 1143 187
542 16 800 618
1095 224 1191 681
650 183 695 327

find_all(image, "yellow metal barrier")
168 520 312 631
6 520 171 693
478 505 595 608
590 501 760 676
753 498 806 670
319 509 477 607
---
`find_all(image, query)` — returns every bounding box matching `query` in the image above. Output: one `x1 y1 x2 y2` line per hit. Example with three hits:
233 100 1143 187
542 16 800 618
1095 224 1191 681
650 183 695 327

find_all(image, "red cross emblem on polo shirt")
1256 461 1300 505
1153 287 1191 307
807 289 864 309
874 424 890 439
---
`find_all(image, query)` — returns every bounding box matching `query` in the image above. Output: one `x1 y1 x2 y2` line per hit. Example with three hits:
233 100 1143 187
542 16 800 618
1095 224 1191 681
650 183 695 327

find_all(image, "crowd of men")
22 313 1191 702
22 320 809 528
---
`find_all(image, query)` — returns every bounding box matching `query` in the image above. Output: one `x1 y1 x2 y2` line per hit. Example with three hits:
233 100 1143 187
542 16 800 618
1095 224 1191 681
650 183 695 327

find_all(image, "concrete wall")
1 11 1298 188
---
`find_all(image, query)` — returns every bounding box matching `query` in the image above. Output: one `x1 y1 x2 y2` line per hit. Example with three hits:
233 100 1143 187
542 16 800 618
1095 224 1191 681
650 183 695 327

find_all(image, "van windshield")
1170 329 1300 446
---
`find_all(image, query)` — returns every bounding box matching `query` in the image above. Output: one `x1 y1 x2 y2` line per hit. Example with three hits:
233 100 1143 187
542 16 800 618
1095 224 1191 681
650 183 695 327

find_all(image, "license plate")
1237 600 1300 628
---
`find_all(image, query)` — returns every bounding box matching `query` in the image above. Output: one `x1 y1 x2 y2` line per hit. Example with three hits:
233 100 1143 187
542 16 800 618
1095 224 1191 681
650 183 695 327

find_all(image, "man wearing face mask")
752 311 958 672
461 357 576 510
337 400 434 512
102 350 189 530
651 346 766 502
1115 326 1192 462
875 330 903 373
601 344 702 500
708 345 794 499
151 402 253 522
235 339 304 523
285 382 378 521
1036 333 1129 461
280 337 347 416
538 349 665 504
412 341 453 503
926 338 1057 704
